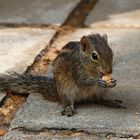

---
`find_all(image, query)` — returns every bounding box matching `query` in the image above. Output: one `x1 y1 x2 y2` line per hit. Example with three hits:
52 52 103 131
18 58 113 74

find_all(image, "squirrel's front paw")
108 78 117 88
98 78 107 88
98 78 117 88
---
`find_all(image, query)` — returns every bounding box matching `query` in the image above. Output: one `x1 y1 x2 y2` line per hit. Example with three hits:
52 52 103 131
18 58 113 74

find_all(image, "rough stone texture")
0 91 6 103
85 0 140 28
0 0 80 25
10 28 140 136
2 130 135 140
2 130 97 140
0 27 55 73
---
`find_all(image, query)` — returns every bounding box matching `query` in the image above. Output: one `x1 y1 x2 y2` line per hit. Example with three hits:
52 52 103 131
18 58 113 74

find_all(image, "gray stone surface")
0 0 80 25
0 27 55 73
0 91 6 103
10 93 140 135
2 130 135 140
85 0 140 28
10 28 140 136
2 130 98 140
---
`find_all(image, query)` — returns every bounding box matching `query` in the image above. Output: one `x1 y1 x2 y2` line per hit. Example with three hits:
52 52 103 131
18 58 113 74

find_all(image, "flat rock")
2 130 135 140
0 0 80 25
10 28 140 136
2 130 98 140
85 0 140 28
0 27 55 73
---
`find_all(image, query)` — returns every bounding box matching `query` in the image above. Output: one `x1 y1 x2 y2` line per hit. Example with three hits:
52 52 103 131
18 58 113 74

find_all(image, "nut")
102 74 112 84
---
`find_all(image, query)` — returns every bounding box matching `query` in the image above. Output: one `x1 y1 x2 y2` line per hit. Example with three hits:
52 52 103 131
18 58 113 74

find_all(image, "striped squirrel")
0 33 125 116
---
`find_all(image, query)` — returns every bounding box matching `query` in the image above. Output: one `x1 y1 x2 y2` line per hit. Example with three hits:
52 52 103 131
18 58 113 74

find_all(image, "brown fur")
53 34 113 108
0 34 115 116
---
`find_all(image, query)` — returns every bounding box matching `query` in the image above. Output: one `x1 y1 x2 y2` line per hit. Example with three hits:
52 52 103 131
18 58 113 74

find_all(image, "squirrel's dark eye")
91 52 98 60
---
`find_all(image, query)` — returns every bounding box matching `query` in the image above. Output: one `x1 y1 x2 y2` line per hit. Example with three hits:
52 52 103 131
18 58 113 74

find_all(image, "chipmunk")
0 33 125 116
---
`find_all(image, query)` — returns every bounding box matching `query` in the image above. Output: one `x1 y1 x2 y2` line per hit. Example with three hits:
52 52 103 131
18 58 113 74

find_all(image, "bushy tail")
0 73 57 96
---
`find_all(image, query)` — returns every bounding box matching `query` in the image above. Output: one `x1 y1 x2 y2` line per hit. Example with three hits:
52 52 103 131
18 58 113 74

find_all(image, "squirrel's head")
80 33 113 76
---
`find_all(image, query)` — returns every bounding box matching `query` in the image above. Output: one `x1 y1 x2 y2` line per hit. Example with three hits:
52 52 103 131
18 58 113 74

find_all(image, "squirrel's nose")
105 66 112 75
101 66 112 76
97 66 112 76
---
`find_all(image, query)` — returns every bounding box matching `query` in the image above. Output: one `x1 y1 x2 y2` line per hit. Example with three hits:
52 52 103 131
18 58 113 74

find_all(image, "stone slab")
2 130 97 140
0 27 55 73
0 0 80 25
2 130 135 140
85 0 140 28
10 28 140 136
0 91 6 103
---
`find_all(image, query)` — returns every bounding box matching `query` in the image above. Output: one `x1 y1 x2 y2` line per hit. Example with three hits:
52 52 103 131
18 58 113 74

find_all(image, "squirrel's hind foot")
61 105 75 117
99 99 127 109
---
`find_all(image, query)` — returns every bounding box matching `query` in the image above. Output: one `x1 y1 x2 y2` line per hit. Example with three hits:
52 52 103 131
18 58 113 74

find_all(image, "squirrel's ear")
80 36 87 52
102 34 108 42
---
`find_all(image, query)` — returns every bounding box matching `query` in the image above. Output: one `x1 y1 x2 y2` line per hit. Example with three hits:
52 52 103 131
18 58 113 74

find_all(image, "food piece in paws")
102 74 112 84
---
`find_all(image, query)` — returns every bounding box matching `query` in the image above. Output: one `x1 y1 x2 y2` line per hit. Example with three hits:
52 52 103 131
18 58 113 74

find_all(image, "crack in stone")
25 0 99 74
10 127 140 139
11 127 89 136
